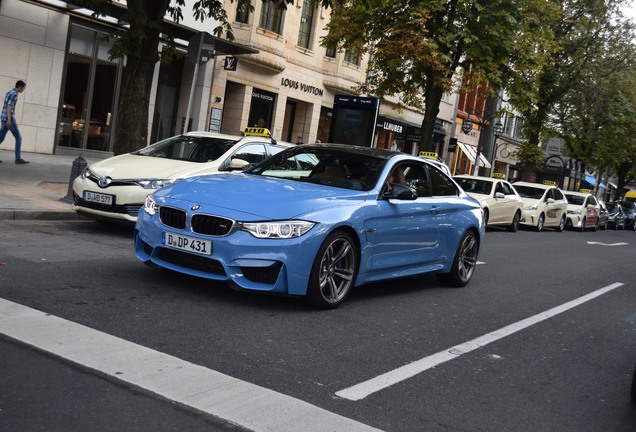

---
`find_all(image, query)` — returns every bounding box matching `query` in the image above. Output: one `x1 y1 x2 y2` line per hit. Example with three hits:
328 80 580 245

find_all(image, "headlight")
80 167 92 179
524 204 538 210
143 195 159 215
241 221 315 239
136 179 179 189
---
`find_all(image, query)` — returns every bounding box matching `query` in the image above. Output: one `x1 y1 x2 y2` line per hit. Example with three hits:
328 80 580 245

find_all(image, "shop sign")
223 56 237 71
377 119 404 134
280 78 324 97
252 91 274 102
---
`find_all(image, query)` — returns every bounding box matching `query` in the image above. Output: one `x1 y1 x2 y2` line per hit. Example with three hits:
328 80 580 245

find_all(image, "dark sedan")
606 201 626 230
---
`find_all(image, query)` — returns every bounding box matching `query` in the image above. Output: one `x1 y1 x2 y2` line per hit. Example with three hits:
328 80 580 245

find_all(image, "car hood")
465 192 490 203
520 197 540 206
89 154 221 179
153 173 371 220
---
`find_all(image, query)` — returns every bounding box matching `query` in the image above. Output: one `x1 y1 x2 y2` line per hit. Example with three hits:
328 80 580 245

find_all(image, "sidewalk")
0 149 98 221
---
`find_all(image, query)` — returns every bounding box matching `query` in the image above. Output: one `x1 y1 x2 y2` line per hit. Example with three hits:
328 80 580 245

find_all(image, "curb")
0 210 85 221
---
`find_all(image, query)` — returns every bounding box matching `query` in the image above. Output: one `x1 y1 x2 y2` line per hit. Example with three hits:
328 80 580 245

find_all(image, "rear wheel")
437 230 479 287
556 215 566 232
306 231 358 309
507 210 521 232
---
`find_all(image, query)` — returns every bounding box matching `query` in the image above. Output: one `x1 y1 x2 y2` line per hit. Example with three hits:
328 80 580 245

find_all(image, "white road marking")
0 298 381 432
336 282 625 401
587 241 629 246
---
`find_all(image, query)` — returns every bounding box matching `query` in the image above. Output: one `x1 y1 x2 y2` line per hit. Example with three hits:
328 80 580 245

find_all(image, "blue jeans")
0 120 22 160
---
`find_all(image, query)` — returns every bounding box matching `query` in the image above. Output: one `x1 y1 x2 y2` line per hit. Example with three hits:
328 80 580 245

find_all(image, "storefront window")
248 89 276 129
58 24 121 152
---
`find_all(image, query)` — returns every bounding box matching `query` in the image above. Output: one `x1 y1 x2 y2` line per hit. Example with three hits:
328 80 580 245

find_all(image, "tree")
508 0 634 180
71 0 295 155
321 0 558 152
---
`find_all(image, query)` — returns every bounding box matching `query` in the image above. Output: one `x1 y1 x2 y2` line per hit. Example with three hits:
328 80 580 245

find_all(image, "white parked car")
513 181 568 231
72 129 291 223
563 191 600 231
453 175 524 232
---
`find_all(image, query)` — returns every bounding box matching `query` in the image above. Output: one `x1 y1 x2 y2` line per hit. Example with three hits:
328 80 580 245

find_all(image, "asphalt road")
1 220 635 431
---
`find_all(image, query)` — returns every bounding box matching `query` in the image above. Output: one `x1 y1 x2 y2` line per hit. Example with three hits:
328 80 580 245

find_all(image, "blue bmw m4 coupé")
134 143 484 308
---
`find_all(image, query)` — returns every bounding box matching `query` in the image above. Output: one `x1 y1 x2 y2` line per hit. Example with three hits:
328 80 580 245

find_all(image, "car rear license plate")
162 232 212 256
84 191 114 205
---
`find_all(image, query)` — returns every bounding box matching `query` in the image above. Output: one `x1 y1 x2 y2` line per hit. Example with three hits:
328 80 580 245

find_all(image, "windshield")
619 202 636 213
136 135 238 162
514 185 546 200
246 147 387 191
564 194 584 205
454 178 493 195
606 202 620 212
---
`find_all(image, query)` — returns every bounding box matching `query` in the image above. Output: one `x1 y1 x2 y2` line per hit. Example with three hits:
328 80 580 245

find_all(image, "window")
236 4 249 23
325 46 336 58
344 49 360 66
297 1 314 49
231 143 269 165
430 167 459 196
259 1 284 34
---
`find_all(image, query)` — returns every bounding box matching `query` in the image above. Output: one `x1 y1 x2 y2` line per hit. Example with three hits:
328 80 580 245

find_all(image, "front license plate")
84 191 114 205
162 232 212 256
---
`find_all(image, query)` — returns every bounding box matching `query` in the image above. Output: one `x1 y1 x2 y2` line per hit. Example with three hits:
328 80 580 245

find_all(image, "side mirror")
229 158 249 170
546 198 555 204
495 192 505 199
385 183 417 200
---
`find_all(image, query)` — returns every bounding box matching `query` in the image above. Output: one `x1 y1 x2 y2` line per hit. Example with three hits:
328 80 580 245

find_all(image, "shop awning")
457 142 492 169
584 175 607 188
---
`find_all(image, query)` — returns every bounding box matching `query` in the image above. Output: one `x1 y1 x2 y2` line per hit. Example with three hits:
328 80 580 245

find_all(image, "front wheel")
507 211 521 232
437 230 479 287
536 214 545 232
306 231 358 309
580 217 586 232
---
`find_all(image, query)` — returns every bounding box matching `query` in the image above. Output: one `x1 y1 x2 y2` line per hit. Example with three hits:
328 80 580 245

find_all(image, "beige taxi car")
453 175 524 231
513 181 568 231
72 128 291 223
563 191 600 231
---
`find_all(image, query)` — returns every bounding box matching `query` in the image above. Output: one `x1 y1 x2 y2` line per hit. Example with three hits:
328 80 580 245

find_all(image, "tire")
536 214 545 232
507 210 521 232
602 219 608 230
556 215 566 232
437 230 479 287
306 231 358 309
580 217 586 232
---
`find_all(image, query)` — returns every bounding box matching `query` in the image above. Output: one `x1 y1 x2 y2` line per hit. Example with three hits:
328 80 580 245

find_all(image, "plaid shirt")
1 88 18 122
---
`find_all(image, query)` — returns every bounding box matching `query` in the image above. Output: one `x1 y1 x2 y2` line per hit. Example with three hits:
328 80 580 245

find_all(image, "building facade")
0 0 457 159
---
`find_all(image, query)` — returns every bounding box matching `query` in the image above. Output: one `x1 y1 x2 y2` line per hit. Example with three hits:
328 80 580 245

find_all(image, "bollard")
62 155 88 203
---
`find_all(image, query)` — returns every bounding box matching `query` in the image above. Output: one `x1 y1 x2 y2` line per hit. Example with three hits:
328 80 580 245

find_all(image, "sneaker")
15 159 29 164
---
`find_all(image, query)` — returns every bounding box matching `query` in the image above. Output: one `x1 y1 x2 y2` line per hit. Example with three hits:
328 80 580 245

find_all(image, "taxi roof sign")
419 151 439 159
492 172 506 179
244 127 271 137
543 180 557 186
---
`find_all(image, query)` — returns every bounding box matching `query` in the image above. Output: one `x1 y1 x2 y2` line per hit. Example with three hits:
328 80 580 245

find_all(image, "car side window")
553 189 563 201
232 143 268 165
501 182 514 195
589 196 598 206
428 166 459 197
402 163 430 197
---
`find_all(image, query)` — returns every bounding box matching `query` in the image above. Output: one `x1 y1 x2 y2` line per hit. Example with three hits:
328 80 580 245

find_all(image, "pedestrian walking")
0 80 29 164
296 135 304 145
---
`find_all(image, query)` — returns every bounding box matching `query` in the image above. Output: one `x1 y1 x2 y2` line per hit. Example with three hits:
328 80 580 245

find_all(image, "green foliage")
322 0 558 148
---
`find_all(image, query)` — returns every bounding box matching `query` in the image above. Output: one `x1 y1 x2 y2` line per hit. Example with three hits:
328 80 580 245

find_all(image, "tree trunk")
112 0 168 155
419 74 443 154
